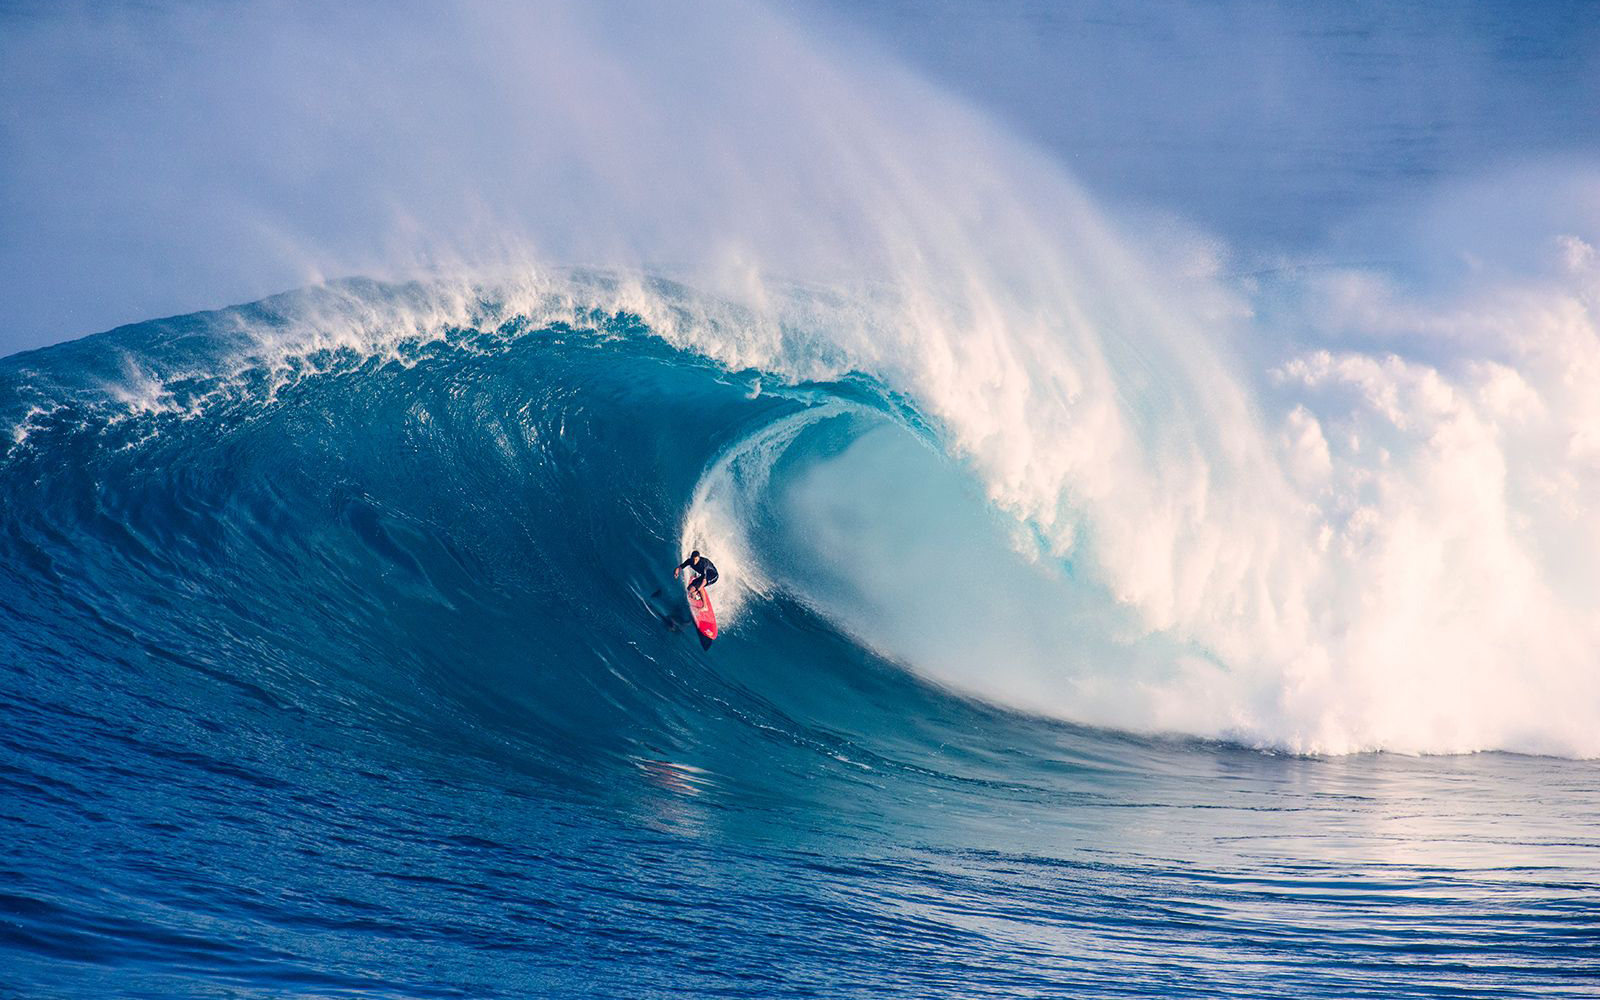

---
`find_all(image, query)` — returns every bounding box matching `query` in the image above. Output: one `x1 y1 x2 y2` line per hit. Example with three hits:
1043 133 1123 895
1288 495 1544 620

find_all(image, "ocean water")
1 277 1596 998
4 1 1600 997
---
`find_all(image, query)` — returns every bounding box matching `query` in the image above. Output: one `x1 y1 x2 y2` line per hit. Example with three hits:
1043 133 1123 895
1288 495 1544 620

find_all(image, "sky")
1 0 1597 356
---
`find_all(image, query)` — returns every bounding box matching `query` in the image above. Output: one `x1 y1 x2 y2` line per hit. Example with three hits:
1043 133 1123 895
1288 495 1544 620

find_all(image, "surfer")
674 550 719 599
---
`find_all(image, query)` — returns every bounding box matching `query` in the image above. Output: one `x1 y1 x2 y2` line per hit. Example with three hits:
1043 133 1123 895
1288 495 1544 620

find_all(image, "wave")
6 0 1599 759
3 264 1598 761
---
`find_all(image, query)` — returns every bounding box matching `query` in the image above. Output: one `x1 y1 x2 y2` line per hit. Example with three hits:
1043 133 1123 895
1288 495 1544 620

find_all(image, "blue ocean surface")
1 280 1596 998
4 0 1600 995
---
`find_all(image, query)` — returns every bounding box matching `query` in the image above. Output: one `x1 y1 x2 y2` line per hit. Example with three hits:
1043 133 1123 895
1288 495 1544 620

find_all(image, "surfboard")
685 582 718 647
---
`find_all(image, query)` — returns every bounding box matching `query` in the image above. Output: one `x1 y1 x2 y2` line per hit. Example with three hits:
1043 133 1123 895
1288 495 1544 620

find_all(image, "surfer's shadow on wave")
646 586 690 631
646 586 714 650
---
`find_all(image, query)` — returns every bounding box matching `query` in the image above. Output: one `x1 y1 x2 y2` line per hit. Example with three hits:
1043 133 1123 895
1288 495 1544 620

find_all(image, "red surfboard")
685 582 718 646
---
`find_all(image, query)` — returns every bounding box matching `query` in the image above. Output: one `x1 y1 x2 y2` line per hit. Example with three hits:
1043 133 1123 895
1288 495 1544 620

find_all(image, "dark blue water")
2 282 1596 997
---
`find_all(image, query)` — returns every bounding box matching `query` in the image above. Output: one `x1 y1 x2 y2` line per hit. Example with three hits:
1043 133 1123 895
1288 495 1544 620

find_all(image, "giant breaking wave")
4 264 1598 759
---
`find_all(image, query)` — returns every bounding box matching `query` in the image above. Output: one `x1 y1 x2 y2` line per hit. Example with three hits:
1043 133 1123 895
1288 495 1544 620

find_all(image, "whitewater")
2 1 1598 996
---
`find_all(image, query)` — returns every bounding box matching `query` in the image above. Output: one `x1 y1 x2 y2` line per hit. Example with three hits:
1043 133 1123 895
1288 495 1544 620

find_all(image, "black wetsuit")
677 554 718 592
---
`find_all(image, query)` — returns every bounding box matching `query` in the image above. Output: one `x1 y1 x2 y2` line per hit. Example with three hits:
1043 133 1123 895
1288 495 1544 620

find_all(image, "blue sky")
1 0 1596 355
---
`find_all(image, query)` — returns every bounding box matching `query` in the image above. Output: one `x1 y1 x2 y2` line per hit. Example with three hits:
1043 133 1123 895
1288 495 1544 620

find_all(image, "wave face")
2 279 1598 997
